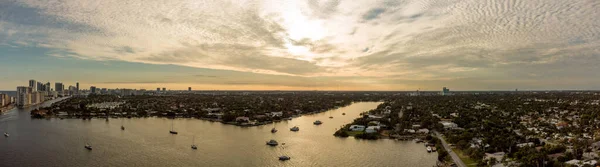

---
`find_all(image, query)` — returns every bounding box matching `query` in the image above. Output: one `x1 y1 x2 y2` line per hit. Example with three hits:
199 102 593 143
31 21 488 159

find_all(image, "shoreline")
30 101 363 127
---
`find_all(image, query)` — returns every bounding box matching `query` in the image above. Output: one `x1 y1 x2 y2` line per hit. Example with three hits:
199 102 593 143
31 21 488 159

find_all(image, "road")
434 131 467 167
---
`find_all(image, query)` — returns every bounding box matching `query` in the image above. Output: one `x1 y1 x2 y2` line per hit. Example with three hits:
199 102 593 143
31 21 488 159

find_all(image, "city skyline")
2 0 600 91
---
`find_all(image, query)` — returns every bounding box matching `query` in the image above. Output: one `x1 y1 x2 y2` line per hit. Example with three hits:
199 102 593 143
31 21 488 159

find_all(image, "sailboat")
169 119 178 134
120 119 125 130
191 136 197 149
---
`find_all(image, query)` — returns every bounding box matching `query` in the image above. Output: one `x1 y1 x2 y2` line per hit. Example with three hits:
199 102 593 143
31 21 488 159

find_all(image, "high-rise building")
45 82 51 92
90 86 97 94
36 82 43 91
156 88 160 92
442 87 450 96
76 82 80 92
55 82 64 92
29 79 37 92
16 86 32 107
188 87 192 91
0 94 9 106
162 88 166 92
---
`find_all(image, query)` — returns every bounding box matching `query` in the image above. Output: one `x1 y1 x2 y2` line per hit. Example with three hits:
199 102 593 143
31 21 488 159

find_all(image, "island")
31 91 395 126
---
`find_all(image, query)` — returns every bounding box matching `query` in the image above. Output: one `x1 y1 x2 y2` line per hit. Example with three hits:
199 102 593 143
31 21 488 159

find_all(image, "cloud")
3 0 600 89
362 8 386 20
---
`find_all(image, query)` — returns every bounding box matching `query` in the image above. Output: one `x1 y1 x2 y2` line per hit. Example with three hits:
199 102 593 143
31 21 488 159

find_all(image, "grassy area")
346 131 364 136
451 148 478 167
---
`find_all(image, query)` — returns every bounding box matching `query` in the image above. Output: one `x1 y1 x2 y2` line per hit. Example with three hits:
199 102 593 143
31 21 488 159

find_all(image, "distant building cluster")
0 93 13 107
441 87 451 96
15 79 80 108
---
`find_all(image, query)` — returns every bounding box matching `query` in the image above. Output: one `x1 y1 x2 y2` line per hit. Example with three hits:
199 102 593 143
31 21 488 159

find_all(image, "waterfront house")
365 126 380 133
236 117 250 122
349 125 366 131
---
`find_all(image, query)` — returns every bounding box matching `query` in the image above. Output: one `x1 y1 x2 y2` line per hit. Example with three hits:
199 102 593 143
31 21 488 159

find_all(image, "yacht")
313 120 322 125
279 156 291 161
290 126 299 131
271 128 278 133
426 146 432 152
4 132 9 137
266 139 279 146
85 144 93 150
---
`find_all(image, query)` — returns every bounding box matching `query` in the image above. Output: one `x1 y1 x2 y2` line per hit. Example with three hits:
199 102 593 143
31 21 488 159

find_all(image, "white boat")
313 120 322 125
4 132 9 137
290 126 299 131
85 144 93 150
426 146 432 152
279 156 291 161
266 139 279 146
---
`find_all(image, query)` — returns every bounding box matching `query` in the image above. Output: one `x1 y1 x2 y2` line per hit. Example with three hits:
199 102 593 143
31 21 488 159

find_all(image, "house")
235 117 250 122
516 142 534 148
484 152 505 162
349 125 366 131
365 126 380 133
412 124 421 129
404 129 416 133
369 121 381 126
565 159 598 167
417 128 429 134
270 112 283 117
450 112 459 117
440 121 458 129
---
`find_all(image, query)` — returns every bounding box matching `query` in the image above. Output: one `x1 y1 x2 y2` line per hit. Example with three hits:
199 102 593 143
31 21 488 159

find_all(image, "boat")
426 146 432 152
191 136 198 150
121 119 125 130
342 113 346 115
278 156 291 161
4 132 9 137
290 126 299 131
432 147 437 152
85 143 93 150
271 128 278 133
169 119 178 134
285 117 292 121
266 139 279 146
329 116 333 119
313 120 322 125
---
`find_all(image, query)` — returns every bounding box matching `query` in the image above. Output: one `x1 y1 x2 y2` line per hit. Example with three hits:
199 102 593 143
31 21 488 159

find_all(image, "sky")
1 0 599 91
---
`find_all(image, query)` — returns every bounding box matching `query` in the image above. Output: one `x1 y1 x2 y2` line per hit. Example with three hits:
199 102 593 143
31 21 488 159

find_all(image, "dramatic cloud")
2 0 600 90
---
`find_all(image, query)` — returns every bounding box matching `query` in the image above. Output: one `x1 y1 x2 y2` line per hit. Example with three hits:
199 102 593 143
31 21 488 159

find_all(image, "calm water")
1 100 437 167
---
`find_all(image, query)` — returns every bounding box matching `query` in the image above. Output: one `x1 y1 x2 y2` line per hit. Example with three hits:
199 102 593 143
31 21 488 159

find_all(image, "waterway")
0 100 437 167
